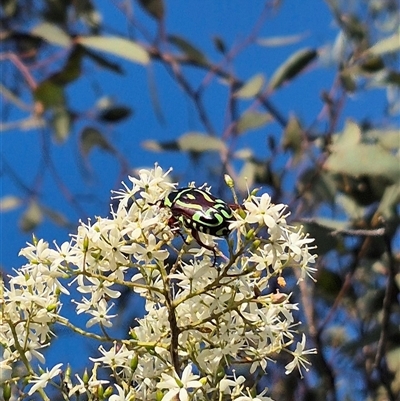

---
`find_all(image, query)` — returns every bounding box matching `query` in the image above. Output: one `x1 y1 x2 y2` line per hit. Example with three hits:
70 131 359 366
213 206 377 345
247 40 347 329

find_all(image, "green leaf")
335 119 361 146
51 46 84 85
236 160 257 192
2 0 17 18
31 22 72 47
367 32 400 56
257 33 307 47
138 0 164 20
234 74 265 99
282 115 302 150
77 36 150 65
212 36 226 54
236 111 271 134
51 106 71 143
141 139 171 152
98 106 132 122
365 129 400 151
19 201 43 232
34 80 65 110
0 195 22 212
339 69 357 92
325 143 400 182
80 127 113 156
377 184 400 220
282 115 304 164
178 132 225 152
83 48 124 74
268 48 317 90
168 35 207 65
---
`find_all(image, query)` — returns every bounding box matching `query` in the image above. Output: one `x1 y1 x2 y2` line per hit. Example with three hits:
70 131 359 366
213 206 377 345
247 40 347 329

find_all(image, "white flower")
28 363 63 395
285 334 317 377
156 364 203 401
90 343 133 369
109 384 135 401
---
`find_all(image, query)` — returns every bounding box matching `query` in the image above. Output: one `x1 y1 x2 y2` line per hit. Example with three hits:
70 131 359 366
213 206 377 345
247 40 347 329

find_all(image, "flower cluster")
0 165 317 401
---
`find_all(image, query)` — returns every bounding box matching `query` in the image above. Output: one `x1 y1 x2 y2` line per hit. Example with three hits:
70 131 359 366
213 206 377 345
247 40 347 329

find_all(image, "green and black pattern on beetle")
162 188 235 265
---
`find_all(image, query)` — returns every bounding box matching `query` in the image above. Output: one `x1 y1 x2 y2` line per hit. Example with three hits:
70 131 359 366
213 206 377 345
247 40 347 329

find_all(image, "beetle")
161 187 234 265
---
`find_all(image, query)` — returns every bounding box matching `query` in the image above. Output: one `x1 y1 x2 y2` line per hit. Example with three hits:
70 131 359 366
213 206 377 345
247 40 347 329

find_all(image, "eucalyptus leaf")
0 195 22 212
365 129 400 151
257 33 307 47
178 132 225 152
19 201 43 232
80 127 113 156
98 106 132 122
335 119 361 146
377 184 400 219
138 0 164 20
34 80 65 110
234 74 265 98
236 111 271 134
268 48 317 90
282 115 302 151
78 36 150 65
31 22 72 47
168 35 207 65
51 106 71 143
325 143 400 182
367 32 400 56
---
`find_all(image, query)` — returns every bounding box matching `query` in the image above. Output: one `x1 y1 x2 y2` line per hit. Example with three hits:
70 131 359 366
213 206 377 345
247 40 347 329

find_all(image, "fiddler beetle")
161 187 234 265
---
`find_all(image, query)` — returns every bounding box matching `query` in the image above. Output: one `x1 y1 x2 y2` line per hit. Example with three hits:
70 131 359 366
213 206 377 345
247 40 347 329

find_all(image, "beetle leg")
191 229 218 267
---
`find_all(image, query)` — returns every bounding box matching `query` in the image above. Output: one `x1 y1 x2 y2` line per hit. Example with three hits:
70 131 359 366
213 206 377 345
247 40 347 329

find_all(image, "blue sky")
1 2 397 392
2 0 394 271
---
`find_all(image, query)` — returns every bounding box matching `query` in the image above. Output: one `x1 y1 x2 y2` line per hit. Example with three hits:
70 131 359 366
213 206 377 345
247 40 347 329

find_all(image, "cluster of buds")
0 166 317 401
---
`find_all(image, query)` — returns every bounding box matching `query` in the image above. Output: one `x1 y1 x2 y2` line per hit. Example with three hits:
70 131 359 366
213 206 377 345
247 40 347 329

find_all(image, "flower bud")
103 386 114 398
130 354 138 372
47 303 58 312
82 368 89 384
246 228 256 240
3 382 11 401
96 383 104 399
277 276 286 287
83 235 89 252
224 174 234 188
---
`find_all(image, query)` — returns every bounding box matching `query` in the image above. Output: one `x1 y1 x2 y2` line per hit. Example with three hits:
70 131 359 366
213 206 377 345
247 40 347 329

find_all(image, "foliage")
1 1 399 401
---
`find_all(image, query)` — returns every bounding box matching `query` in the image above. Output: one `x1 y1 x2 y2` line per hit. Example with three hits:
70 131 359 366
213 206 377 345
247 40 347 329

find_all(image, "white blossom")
156 364 203 401
0 165 318 401
28 363 63 395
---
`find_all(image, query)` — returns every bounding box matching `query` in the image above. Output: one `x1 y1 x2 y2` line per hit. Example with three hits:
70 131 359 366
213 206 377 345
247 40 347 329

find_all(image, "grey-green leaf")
236 111 271 134
234 74 265 99
367 32 400 56
178 132 225 152
268 48 317 90
51 106 71 143
80 127 113 156
168 35 207 65
19 201 43 232
257 33 307 47
31 22 72 47
0 195 22 212
325 143 400 182
138 0 164 20
78 36 150 65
